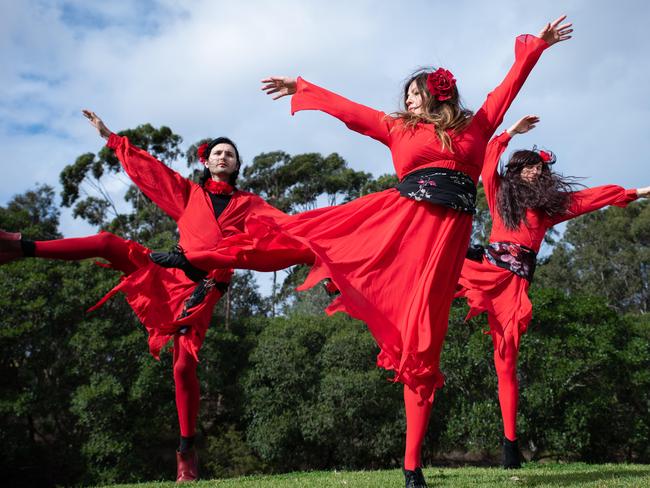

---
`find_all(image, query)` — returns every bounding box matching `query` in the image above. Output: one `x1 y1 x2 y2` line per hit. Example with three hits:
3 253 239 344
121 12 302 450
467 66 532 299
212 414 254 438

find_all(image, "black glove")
149 250 208 282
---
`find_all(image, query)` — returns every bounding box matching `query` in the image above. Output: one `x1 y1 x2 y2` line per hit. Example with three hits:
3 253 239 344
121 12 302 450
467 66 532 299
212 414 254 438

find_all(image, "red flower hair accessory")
538 150 553 164
426 68 457 102
197 143 209 162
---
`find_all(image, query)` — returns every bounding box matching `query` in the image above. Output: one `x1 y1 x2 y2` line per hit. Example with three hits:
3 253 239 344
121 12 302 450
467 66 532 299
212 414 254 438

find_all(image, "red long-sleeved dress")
456 131 638 356
186 35 549 393
89 134 285 361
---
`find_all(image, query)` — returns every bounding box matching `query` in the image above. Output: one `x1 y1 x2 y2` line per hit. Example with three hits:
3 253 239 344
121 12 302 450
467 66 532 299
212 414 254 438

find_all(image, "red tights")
173 335 199 436
190 246 315 273
403 382 436 470
33 232 200 437
34 232 138 274
490 327 519 441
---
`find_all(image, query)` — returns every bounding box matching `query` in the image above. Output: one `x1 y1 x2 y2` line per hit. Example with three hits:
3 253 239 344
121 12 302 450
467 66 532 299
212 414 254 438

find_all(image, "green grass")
101 463 650 487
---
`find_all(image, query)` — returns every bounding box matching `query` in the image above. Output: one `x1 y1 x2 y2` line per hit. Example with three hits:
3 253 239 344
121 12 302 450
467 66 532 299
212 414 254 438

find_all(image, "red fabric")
491 327 519 441
89 134 286 360
403 383 435 470
173 334 199 437
456 130 639 438
185 34 550 395
457 130 639 355
34 232 141 274
204 179 234 195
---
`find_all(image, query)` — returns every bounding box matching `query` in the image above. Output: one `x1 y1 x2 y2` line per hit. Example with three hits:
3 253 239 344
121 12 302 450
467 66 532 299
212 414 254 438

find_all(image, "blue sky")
2 0 649 267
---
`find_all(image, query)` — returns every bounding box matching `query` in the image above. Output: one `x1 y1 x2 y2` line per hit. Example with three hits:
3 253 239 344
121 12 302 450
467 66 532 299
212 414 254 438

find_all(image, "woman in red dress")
456 114 650 468
0 111 293 482
159 16 572 487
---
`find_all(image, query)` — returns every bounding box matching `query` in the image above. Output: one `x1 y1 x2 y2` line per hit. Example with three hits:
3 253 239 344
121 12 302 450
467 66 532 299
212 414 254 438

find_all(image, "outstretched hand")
637 186 650 198
538 15 573 46
82 110 112 140
261 76 298 100
507 115 540 136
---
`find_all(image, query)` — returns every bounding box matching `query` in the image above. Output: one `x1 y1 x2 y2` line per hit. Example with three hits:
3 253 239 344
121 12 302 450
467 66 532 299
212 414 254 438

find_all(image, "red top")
98 134 286 360
106 133 285 257
482 131 638 252
291 35 549 183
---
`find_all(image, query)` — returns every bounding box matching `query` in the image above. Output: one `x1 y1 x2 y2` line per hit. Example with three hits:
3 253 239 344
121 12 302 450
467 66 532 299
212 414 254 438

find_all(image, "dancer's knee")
173 354 198 381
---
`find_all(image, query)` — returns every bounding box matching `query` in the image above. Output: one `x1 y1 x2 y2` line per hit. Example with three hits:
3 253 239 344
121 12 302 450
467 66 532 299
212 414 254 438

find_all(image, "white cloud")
2 0 649 287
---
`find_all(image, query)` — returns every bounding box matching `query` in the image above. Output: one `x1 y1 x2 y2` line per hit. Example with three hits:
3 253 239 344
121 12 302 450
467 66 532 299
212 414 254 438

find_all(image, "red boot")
176 448 198 483
0 230 23 265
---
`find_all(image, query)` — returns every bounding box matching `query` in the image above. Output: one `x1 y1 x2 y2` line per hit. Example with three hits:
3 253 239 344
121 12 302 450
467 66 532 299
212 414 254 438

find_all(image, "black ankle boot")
149 249 207 282
403 467 428 488
502 437 522 469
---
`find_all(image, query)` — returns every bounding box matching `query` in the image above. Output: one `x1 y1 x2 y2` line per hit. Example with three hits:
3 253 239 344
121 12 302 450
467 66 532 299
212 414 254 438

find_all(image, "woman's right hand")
637 186 650 198
261 76 297 100
507 115 539 136
82 110 112 140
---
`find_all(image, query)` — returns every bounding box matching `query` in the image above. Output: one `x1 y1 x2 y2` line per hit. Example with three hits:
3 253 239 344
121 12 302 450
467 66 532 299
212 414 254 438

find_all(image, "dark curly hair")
199 137 241 187
497 148 581 229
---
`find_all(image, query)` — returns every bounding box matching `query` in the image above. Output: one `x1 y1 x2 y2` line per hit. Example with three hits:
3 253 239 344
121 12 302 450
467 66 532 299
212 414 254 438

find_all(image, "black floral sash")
467 241 537 281
396 167 477 214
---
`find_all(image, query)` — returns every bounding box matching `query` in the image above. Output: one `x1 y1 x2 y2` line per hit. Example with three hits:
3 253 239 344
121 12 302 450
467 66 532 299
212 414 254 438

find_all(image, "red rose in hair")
538 150 552 163
197 143 209 162
426 68 456 102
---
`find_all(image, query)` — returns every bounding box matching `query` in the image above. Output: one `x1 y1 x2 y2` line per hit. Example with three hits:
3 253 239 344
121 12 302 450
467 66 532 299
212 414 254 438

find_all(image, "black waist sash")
467 241 537 281
396 167 477 214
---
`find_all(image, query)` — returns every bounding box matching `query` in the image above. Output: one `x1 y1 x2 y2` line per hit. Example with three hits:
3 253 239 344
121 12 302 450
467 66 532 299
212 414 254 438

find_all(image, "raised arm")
83 110 191 221
482 132 510 213
473 15 572 138
549 185 640 226
261 76 395 146
482 115 540 212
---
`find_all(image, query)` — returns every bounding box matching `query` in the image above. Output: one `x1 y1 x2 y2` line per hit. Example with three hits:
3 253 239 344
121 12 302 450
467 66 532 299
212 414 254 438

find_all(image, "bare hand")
538 15 573 46
507 115 540 136
261 76 297 100
82 109 112 139
637 186 650 198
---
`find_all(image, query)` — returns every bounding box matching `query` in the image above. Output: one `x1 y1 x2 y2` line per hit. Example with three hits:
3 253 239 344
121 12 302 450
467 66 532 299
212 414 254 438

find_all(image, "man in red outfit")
0 111 288 482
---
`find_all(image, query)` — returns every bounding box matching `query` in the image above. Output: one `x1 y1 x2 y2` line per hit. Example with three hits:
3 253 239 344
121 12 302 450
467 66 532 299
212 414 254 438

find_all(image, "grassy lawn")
101 462 650 487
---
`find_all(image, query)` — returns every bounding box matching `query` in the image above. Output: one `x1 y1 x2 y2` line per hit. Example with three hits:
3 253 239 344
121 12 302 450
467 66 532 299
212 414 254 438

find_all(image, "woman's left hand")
538 15 573 46
507 115 540 136
82 109 112 139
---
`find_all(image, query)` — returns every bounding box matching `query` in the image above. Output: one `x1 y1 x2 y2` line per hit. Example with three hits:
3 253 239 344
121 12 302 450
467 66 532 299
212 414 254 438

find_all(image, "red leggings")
403 382 436 470
33 232 200 437
489 316 519 441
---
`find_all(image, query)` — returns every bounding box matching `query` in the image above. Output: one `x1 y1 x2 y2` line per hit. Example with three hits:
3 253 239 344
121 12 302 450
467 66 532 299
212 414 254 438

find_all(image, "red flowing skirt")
456 257 532 357
190 189 473 396
88 236 230 361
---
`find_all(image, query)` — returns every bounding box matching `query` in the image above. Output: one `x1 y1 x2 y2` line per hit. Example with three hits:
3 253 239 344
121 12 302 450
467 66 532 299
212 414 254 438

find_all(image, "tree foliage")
2 124 649 486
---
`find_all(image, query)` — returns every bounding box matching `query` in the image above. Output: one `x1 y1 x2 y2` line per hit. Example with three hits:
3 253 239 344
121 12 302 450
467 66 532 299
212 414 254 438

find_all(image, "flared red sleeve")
473 35 549 138
482 131 511 212
290 77 395 146
549 186 638 226
107 133 192 221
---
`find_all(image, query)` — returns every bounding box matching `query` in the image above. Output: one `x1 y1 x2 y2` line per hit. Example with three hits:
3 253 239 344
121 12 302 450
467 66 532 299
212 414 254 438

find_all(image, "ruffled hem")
456 258 532 357
207 191 470 397
86 234 229 361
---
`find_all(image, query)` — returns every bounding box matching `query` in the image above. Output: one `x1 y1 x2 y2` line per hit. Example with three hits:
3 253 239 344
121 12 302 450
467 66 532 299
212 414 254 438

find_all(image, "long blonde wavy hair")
394 68 473 152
